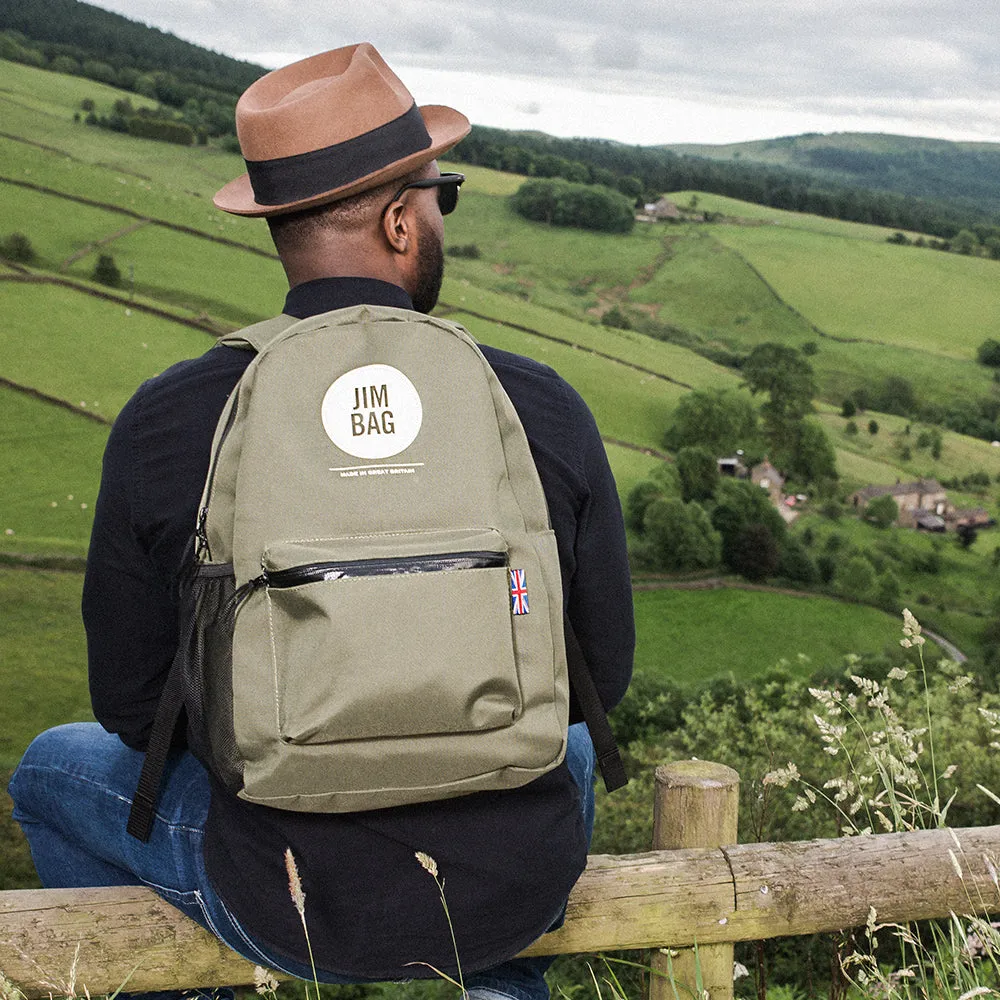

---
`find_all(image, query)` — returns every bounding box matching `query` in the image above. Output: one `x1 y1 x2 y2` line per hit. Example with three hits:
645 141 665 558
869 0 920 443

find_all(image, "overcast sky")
92 0 1000 146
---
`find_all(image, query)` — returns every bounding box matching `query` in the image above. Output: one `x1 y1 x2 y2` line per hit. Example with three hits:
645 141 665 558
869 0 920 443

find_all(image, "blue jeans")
9 722 596 1000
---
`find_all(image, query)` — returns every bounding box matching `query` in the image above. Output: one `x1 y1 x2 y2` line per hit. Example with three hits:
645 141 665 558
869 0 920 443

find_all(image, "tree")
676 446 718 502
663 388 759 456
92 253 121 287
957 524 979 549
741 343 816 461
785 419 838 485
742 343 816 423
711 478 787 572
841 398 856 418
838 554 876 600
625 480 666 533
641 498 721 572
868 419 879 435
510 178 635 234
977 339 1000 368
864 494 898 529
778 536 818 584
0 232 36 263
950 229 980 255
877 375 917 416
873 571 901 611
728 523 780 581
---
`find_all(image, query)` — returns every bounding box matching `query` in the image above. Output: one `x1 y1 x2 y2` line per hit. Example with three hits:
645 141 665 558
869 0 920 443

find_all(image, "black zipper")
195 388 241 561
224 549 506 618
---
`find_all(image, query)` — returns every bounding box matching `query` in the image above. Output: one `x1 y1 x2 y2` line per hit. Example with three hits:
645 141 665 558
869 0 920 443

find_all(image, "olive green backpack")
128 305 624 840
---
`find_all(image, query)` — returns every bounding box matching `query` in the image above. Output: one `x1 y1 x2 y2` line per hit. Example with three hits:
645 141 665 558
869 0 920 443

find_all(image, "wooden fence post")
650 761 740 1000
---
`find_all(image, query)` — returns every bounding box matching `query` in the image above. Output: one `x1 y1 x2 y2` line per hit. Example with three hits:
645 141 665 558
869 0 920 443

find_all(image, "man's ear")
381 200 410 254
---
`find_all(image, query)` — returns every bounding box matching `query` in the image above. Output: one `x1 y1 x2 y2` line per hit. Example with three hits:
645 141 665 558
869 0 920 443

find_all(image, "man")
10 43 633 1000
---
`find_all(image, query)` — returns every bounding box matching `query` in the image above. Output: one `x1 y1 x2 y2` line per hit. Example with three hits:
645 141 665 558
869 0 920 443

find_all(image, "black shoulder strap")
564 617 628 792
126 637 189 841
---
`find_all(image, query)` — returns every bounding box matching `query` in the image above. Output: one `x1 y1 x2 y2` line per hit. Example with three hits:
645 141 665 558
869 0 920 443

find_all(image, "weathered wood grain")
3 827 998 998
649 761 740 1000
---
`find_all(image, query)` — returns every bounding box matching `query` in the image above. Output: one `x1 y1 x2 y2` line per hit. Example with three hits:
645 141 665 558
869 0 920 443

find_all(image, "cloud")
88 0 1000 144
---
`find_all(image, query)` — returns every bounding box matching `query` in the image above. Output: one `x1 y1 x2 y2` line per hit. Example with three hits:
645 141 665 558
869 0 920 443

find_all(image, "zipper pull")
195 506 211 561
219 570 267 623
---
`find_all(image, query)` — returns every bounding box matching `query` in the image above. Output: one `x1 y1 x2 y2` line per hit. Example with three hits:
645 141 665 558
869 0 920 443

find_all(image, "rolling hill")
5 54 1000 774
664 132 1000 215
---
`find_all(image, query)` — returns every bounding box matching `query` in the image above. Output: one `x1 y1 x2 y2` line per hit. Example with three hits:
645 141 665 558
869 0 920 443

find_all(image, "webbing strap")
564 618 628 792
126 645 188 842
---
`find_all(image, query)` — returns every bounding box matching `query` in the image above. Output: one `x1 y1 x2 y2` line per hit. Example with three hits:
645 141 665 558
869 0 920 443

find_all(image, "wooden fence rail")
2 763 999 999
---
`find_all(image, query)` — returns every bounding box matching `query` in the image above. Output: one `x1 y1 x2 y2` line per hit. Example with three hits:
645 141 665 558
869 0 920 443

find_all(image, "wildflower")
887 666 909 681
284 847 306 917
415 851 439 878
732 962 749 981
941 765 958 780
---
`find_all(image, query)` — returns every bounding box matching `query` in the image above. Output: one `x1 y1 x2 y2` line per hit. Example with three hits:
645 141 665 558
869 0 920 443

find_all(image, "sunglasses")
383 172 465 218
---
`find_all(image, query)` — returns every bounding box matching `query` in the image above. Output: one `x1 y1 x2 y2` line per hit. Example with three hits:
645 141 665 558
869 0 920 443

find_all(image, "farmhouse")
717 454 748 478
636 197 682 223
851 478 949 528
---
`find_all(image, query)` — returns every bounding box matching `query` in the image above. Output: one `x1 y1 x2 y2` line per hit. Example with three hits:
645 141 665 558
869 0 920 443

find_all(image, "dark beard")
411 231 444 314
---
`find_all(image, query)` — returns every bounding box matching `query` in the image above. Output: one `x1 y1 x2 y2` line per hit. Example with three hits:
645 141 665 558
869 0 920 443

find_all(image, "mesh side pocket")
180 562 244 793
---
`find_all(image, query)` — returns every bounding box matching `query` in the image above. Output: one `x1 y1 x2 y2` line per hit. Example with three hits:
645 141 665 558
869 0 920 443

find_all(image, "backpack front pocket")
253 529 522 744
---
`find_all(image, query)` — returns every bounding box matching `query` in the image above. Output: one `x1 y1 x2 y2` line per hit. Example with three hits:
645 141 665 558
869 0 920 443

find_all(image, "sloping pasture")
668 189 925 241
633 586 903 684
714 222 1000 360
0 388 105 555
439 276 742 390
0 182 135 269
627 228 817 346
449 311 688 452
0 280 214 419
61 221 286 325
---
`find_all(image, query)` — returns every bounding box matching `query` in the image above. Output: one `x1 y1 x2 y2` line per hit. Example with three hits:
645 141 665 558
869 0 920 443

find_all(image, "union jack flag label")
510 568 529 615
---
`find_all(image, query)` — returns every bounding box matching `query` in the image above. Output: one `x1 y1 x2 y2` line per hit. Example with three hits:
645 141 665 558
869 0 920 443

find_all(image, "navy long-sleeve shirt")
83 277 634 979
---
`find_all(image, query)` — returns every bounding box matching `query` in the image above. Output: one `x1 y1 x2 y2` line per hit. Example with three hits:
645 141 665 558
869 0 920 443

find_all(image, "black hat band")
245 103 432 206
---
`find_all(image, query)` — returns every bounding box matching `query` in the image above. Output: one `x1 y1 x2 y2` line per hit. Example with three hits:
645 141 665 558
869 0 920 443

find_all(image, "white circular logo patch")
321 364 422 460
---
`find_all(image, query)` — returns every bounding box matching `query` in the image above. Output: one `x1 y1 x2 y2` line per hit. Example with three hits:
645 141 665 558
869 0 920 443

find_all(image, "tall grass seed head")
284 847 306 917
415 850 439 878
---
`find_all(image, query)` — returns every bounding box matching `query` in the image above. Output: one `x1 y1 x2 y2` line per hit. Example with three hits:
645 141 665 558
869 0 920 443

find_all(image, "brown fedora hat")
214 43 470 217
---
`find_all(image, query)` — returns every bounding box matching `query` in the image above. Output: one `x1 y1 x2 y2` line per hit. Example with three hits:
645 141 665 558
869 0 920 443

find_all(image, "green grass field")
0 281 215 419
0 567 91 770
61 221 287 325
633 586 904 685
713 223 1000 360
628 228 817 347
0 388 105 555
817 404 1000 488
453 312 687 451
4 56 1000 740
